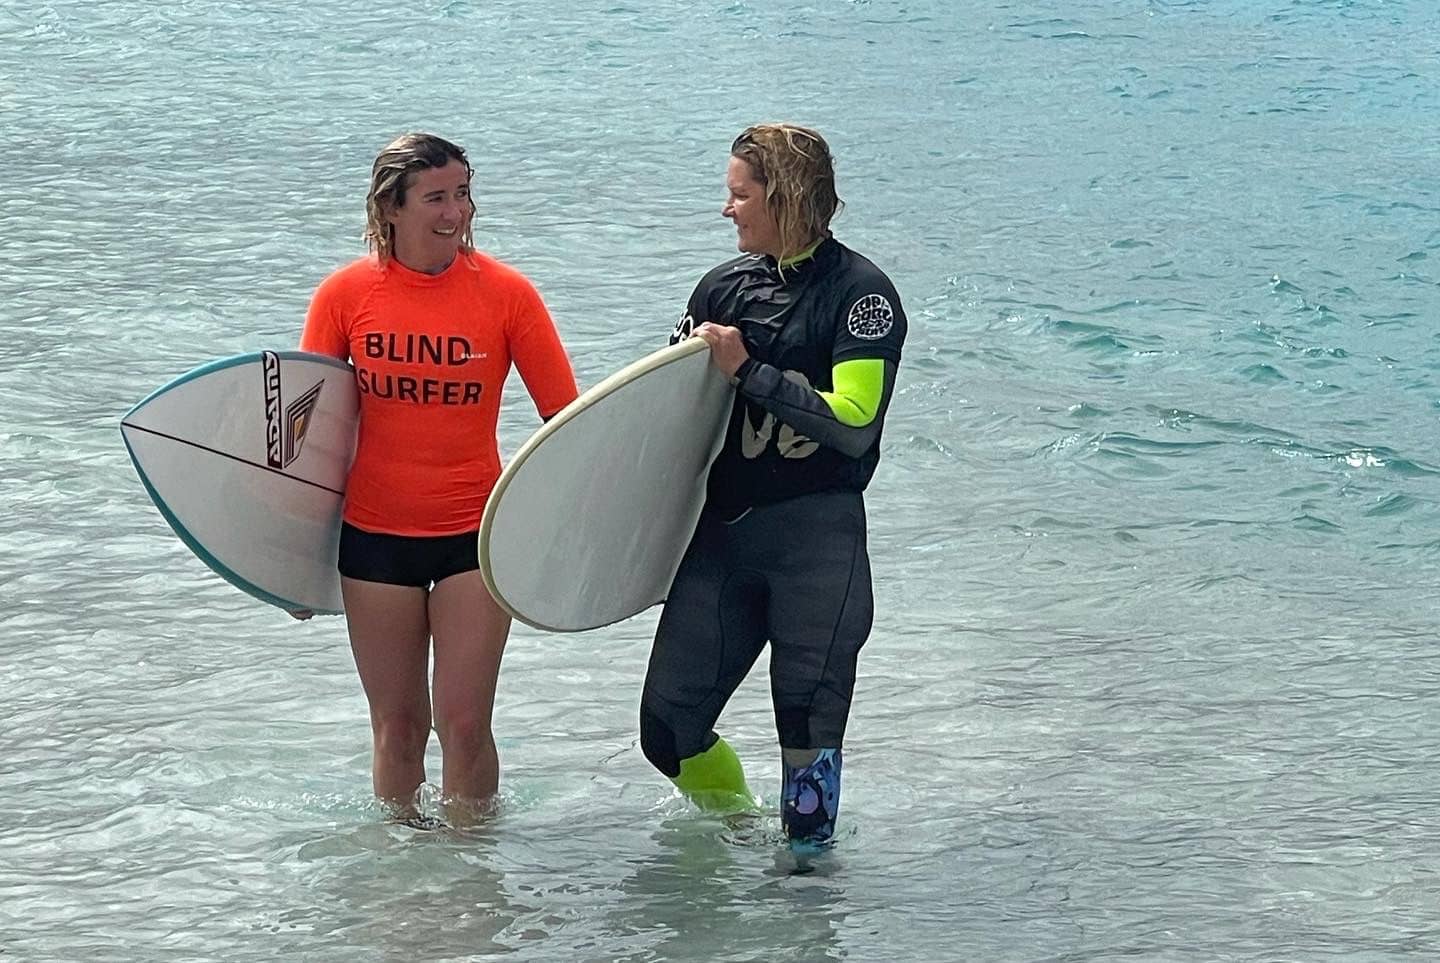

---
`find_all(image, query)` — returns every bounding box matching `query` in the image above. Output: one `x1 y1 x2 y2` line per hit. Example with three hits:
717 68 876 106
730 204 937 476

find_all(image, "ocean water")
4 0 1440 959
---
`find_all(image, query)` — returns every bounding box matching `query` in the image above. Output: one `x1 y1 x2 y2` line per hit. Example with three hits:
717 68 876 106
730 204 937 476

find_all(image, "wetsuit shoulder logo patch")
846 294 894 340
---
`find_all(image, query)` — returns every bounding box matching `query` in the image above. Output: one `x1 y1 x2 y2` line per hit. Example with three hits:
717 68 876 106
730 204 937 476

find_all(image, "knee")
640 705 682 777
434 711 494 758
371 710 430 762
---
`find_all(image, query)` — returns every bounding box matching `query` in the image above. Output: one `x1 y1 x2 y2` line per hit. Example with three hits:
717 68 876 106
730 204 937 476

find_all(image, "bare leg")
428 570 511 821
340 576 432 816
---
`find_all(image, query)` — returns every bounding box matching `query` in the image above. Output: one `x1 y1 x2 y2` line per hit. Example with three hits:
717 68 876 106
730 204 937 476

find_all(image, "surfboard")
120 351 358 614
480 339 733 632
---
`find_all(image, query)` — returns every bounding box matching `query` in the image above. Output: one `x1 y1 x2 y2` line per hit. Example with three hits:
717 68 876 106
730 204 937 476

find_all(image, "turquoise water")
4 0 1440 959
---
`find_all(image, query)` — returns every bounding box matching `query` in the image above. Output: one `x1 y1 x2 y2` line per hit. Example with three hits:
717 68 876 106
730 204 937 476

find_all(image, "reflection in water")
290 820 517 960
607 814 853 962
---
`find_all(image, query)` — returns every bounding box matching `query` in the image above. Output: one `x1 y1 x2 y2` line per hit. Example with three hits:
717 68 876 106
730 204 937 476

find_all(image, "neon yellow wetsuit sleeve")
734 356 897 459
818 357 885 427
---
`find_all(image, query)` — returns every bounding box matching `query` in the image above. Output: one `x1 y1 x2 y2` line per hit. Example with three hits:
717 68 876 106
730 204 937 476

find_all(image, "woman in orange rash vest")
297 132 579 825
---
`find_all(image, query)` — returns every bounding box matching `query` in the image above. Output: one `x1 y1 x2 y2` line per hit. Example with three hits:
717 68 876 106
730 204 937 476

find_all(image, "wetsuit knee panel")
639 705 682 777
776 706 812 749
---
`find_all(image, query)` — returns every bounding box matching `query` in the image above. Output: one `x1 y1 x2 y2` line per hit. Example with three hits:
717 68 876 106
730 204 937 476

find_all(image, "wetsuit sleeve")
734 357 898 459
731 271 907 459
831 274 907 366
507 279 580 419
821 358 886 426
299 272 351 361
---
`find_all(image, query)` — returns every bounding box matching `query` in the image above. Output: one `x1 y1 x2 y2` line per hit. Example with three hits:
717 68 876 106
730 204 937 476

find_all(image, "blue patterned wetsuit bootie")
781 748 842 846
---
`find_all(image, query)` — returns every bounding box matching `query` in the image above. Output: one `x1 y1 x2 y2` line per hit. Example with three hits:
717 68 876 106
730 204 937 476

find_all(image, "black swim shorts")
337 522 480 588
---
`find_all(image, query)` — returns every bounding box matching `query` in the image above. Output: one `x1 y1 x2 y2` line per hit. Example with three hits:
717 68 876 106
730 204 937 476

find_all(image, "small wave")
1240 363 1287 384
1270 275 1305 295
1067 431 1225 481
1149 407 1297 443
1365 494 1418 518
1076 332 1132 353
1095 432 1224 456
1330 447 1440 476
1180 572 1260 592
1293 512 1344 532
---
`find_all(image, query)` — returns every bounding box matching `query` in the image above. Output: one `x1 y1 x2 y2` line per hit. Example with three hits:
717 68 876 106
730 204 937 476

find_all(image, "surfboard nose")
480 340 733 632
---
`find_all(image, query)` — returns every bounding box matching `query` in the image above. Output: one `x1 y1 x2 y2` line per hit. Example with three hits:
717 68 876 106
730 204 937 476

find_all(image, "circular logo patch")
846 294 894 340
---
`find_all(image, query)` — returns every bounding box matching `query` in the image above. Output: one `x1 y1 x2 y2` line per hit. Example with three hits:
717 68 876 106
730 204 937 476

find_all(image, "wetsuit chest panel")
706 259 840 393
678 238 906 510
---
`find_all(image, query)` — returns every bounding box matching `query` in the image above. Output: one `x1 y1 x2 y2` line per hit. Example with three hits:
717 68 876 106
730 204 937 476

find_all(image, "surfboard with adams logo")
120 351 358 613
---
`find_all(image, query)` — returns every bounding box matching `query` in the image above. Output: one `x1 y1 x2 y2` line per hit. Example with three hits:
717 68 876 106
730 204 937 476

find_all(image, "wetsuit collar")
778 238 824 269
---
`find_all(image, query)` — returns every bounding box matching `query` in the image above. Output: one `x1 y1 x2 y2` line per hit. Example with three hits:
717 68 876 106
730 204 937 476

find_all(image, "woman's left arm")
699 273 907 458
509 280 580 419
731 355 897 459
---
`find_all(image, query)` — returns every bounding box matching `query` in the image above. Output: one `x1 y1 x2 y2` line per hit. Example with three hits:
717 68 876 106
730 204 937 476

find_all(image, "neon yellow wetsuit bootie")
673 737 759 813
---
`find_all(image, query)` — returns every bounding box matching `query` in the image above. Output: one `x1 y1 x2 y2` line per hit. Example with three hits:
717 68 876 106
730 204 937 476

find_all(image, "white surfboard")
480 339 734 632
121 351 358 614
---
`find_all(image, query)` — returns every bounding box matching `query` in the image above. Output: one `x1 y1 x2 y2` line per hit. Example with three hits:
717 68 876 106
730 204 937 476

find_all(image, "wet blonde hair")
364 132 475 262
730 123 844 261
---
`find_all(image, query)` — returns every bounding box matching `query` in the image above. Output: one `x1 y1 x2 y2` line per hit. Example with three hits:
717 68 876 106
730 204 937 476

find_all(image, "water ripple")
6 0 1440 960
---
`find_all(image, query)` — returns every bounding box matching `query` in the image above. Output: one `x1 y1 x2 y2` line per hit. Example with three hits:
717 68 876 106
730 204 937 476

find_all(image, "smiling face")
386 159 473 274
726 124 841 263
722 155 782 259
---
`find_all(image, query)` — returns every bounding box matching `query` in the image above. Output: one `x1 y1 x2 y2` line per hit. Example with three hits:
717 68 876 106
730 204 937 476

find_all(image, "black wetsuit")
640 236 907 775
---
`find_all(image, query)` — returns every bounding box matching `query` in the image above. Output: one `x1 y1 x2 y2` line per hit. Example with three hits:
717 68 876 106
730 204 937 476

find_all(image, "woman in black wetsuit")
639 123 908 849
